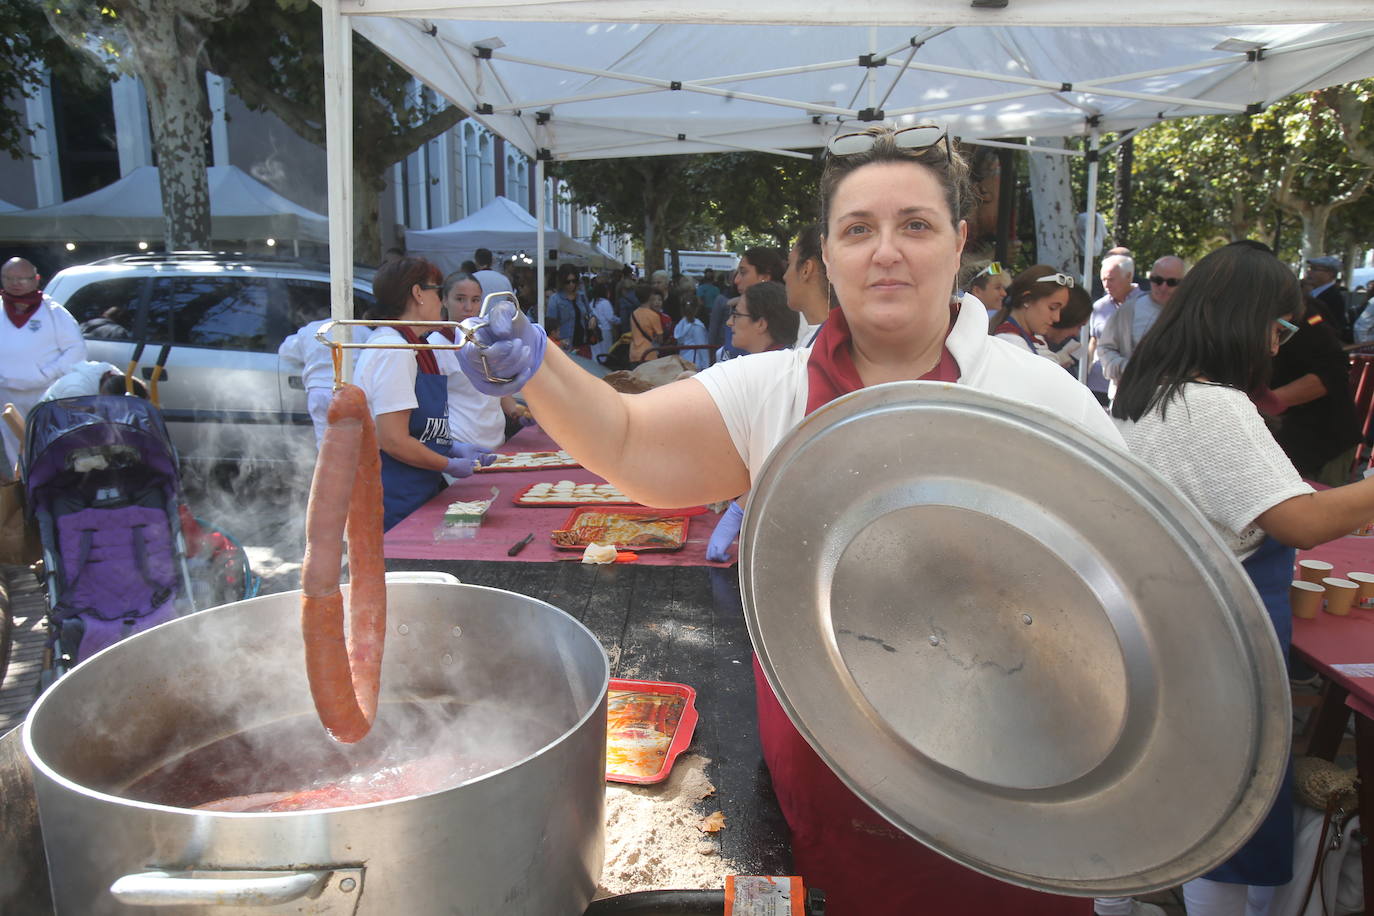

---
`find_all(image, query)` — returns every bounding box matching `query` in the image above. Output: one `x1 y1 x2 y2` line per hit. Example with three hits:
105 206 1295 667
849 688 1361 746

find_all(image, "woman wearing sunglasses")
988 265 1075 359
453 125 1120 915
966 258 1009 314
354 257 495 530
1113 240 1374 916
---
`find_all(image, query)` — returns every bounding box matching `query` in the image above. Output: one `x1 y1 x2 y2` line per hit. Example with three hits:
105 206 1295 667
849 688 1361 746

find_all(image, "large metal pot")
22 582 609 915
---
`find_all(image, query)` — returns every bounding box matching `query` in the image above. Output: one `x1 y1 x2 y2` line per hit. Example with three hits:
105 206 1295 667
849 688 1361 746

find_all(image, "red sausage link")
300 384 387 743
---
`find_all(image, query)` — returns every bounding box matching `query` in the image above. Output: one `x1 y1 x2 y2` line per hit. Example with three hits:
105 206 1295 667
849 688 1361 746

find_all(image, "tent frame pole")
323 0 355 379
1078 128 1101 385
536 158 546 328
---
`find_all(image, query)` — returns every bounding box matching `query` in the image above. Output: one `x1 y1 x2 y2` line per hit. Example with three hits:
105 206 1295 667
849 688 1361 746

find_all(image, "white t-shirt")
1114 382 1314 560
279 319 355 392
433 336 506 450
693 293 1124 485
353 326 420 417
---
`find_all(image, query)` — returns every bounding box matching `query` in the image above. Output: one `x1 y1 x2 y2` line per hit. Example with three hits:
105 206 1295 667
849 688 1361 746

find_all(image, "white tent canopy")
346 18 1374 161
313 0 1374 340
0 165 331 244
405 195 617 273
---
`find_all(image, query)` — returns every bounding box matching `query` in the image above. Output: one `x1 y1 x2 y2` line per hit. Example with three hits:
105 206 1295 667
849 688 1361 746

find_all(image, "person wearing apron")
353 257 494 532
1112 240 1374 916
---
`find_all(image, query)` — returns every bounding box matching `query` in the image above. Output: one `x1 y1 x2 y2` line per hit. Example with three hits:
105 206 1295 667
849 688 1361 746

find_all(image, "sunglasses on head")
974 261 1004 280
827 124 951 163
1035 272 1076 289
1149 275 1182 287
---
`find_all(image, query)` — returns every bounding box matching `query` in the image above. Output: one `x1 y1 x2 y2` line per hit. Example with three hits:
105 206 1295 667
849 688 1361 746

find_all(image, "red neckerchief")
805 305 960 415
2 290 42 329
397 325 440 374
993 317 1040 350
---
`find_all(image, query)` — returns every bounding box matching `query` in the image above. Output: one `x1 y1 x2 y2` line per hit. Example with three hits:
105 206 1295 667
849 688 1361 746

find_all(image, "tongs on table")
316 292 520 387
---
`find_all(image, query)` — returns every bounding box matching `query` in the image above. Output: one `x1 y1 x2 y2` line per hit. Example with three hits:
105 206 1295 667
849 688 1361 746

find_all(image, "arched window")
504 152 518 199
479 134 495 207
463 123 481 216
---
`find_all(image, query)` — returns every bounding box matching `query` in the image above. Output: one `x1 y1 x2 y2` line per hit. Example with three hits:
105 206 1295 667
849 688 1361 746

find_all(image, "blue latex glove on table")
456 300 548 397
443 441 496 478
706 501 745 564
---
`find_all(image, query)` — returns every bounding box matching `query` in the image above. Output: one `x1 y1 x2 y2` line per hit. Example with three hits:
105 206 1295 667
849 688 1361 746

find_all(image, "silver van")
44 253 377 468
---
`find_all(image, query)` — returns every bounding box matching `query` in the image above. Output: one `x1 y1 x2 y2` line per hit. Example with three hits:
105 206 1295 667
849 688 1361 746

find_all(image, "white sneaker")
1095 903 1167 916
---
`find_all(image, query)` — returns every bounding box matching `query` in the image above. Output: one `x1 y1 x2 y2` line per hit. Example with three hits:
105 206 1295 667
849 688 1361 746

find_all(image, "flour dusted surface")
596 754 741 897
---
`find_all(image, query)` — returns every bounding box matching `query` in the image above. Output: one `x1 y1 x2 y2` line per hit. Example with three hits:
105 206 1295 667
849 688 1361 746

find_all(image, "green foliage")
203 0 466 260
1124 80 1374 261
557 150 822 269
0 0 112 161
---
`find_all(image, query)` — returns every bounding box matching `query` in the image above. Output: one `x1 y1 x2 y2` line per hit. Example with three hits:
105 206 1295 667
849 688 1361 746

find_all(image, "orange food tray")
551 507 692 552
606 678 699 785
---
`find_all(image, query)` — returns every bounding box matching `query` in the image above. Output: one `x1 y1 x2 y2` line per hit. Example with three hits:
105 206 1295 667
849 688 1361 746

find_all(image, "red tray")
477 449 581 472
512 481 635 507
551 507 693 552
606 678 699 785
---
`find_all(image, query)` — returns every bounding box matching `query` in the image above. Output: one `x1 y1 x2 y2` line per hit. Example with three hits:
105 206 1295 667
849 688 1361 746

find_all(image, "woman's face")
443 279 483 322
784 244 818 309
735 257 765 292
406 277 444 323
822 162 966 343
728 295 771 353
1017 287 1069 337
971 274 1008 311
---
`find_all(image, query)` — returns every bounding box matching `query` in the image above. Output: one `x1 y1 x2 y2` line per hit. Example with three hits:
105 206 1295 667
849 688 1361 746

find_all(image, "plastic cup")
1291 581 1325 620
1323 577 1359 616
1298 559 1334 583
1347 571 1374 610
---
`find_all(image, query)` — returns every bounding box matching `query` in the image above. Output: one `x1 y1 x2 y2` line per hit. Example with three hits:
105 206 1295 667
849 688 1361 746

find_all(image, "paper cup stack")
1292 559 1374 618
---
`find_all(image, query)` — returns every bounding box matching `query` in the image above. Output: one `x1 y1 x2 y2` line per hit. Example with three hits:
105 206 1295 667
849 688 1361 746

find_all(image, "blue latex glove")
443 456 479 478
449 441 497 466
706 501 745 564
457 300 547 397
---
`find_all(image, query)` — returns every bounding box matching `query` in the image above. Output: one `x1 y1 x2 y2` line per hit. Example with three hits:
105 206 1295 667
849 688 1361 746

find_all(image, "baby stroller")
22 395 257 684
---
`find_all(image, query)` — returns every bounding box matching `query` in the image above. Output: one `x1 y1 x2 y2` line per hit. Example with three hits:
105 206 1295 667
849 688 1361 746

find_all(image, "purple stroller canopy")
24 396 178 497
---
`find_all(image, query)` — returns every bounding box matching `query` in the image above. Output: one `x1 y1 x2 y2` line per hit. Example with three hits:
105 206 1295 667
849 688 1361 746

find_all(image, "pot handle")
109 869 332 906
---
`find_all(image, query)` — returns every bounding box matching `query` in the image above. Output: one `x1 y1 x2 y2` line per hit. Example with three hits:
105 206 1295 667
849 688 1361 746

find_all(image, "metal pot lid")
739 382 1289 896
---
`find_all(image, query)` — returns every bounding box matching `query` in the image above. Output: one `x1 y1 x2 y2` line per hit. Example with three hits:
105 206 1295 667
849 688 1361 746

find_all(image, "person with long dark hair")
354 256 494 530
1112 240 1374 916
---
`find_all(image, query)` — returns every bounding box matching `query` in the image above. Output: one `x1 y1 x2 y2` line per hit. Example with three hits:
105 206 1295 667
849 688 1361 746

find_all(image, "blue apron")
1204 534 1295 886
380 371 451 531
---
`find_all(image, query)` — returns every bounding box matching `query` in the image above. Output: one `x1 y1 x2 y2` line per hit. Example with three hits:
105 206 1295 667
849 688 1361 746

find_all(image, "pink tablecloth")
382 428 732 567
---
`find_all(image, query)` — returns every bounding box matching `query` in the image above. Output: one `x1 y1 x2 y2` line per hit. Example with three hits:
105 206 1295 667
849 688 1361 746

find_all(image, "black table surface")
386 557 792 877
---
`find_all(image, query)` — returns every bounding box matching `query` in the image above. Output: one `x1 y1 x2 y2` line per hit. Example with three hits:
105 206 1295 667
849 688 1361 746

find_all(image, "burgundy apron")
753 305 1090 915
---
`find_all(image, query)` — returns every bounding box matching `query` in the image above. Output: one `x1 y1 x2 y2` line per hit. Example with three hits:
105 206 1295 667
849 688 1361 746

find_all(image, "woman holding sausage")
454 125 1116 914
354 257 493 530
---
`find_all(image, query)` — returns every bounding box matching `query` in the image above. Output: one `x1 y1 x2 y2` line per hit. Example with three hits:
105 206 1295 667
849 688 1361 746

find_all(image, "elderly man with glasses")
1097 255 1187 400
1303 255 1350 342
0 257 86 467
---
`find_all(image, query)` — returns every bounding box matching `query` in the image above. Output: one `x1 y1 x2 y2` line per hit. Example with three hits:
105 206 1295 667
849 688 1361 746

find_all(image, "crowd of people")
5 121 1374 916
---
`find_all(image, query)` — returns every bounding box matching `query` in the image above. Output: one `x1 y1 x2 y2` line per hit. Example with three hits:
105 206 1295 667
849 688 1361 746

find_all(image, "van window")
283 278 376 325
64 278 142 340
146 276 285 351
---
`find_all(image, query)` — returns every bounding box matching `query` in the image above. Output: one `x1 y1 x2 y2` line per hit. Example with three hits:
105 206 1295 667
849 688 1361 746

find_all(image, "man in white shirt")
1097 255 1186 397
1086 253 1146 405
471 247 515 303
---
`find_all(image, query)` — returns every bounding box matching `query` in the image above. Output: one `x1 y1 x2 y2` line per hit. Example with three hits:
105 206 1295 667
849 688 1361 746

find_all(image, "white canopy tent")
0 165 331 245
313 0 1374 362
404 195 618 274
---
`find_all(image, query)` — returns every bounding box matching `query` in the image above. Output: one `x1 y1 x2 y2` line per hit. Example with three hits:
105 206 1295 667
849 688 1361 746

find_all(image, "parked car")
43 253 377 468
